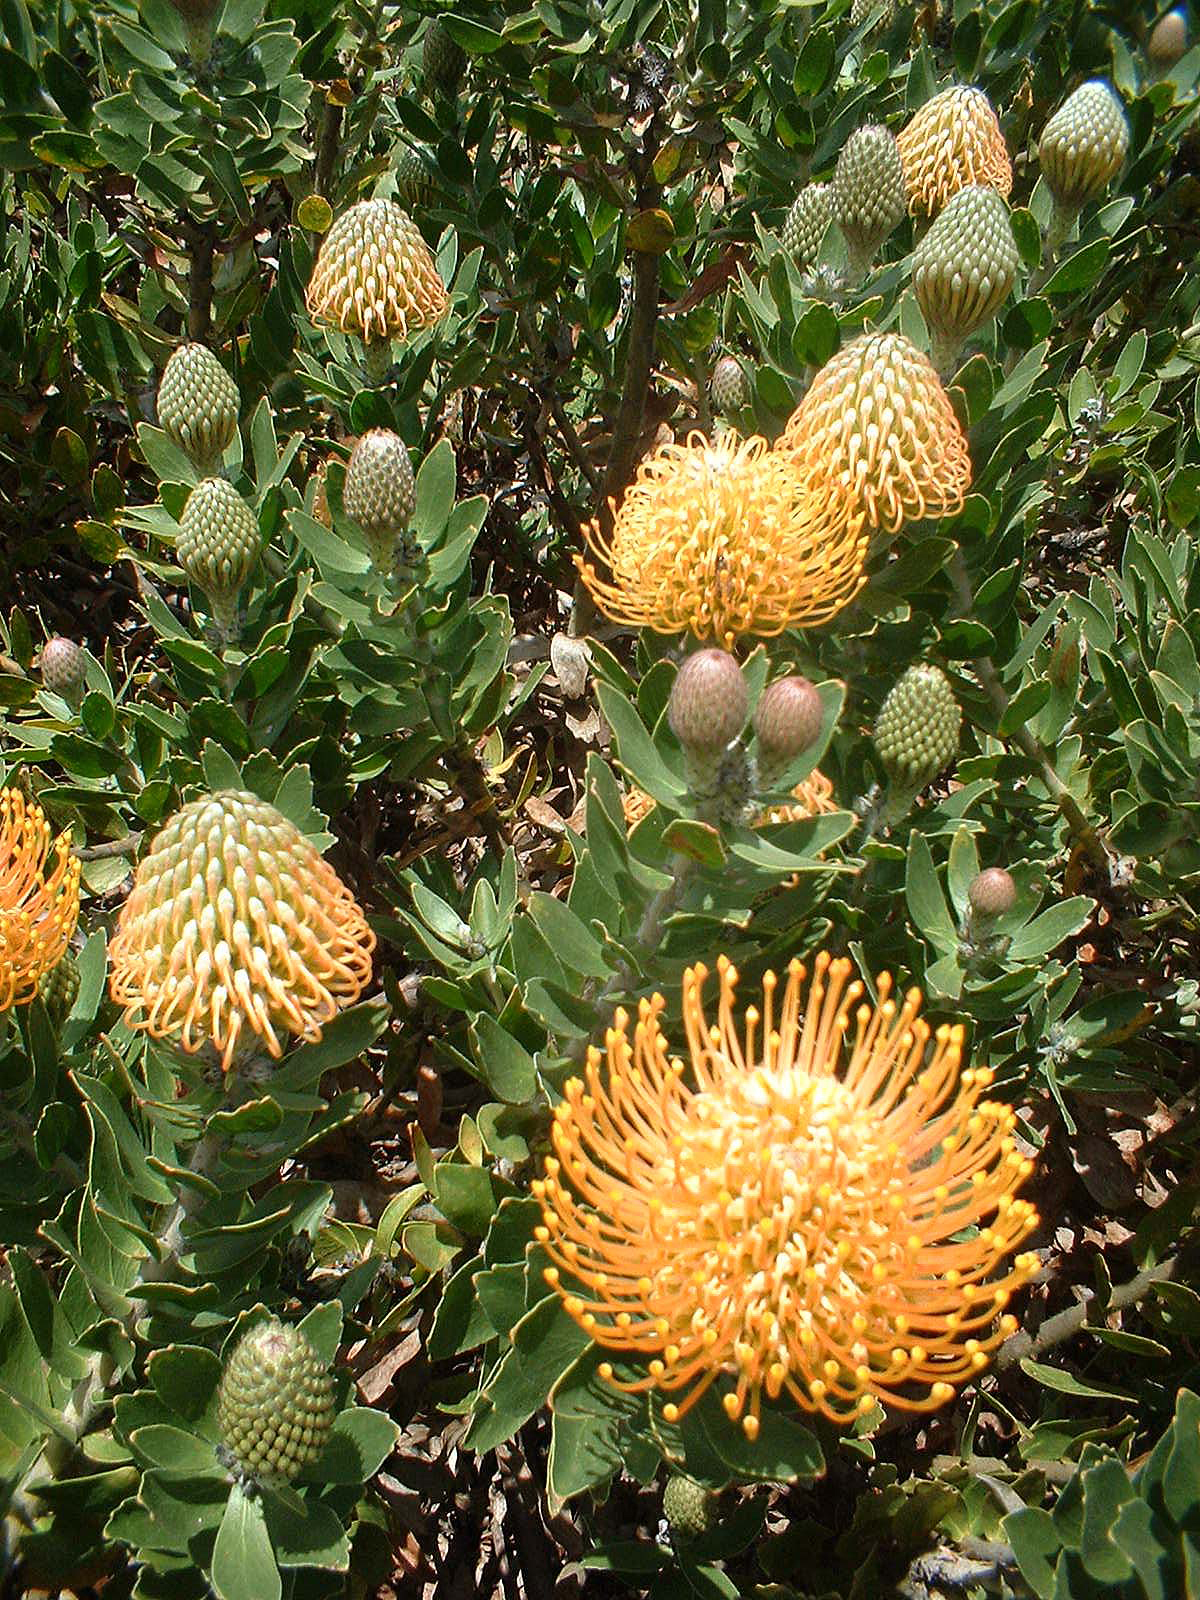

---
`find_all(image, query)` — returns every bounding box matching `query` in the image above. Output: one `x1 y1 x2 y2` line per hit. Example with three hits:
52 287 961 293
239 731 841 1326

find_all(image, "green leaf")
307 1407 399 1485
596 681 686 806
130 1424 223 1477
904 833 957 952
1019 1358 1132 1401
212 1483 280 1600
434 1163 507 1235
262 1490 350 1570
1042 239 1110 296
148 1345 222 1425
1007 898 1093 961
469 1014 539 1103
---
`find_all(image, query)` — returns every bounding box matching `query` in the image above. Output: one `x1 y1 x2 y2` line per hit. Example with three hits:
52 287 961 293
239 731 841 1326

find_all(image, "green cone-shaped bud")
754 675 823 791
782 183 833 267
217 1319 336 1486
157 344 239 477
40 637 86 706
663 1474 714 1539
1038 82 1129 227
874 664 960 820
710 356 749 417
1148 9 1188 71
912 186 1019 374
395 146 436 209
343 429 418 576
423 19 465 94
831 124 906 280
39 951 80 1028
177 478 260 645
968 867 1016 917
850 0 896 25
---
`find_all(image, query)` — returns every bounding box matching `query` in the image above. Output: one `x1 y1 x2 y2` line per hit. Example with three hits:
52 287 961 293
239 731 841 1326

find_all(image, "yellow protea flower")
777 333 971 536
306 198 448 358
577 432 868 650
109 791 375 1073
622 771 837 831
535 952 1039 1438
0 788 81 1014
896 86 1013 218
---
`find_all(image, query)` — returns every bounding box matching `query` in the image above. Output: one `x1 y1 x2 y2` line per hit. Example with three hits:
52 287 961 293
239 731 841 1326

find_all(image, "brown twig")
184 217 215 343
314 94 343 201
77 834 143 862
996 1254 1178 1369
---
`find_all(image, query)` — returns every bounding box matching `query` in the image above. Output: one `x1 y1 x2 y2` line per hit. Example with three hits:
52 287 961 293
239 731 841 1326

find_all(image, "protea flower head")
781 183 833 268
0 787 81 1015
156 344 239 477
897 86 1012 218
831 124 907 279
109 790 375 1073
177 478 261 645
422 18 466 94
217 1319 336 1486
305 198 449 381
1038 82 1129 228
777 332 971 538
534 952 1039 1436
710 356 750 418
850 0 896 28
1148 9 1188 71
39 950 80 1029
874 663 961 820
40 637 86 706
761 768 838 825
342 429 418 575
577 431 868 650
912 185 1020 375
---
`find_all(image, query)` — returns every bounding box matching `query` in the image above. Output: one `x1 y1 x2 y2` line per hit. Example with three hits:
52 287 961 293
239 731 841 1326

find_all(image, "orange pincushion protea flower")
109 791 375 1072
777 333 971 536
0 788 80 1013
534 952 1039 1438
896 86 1012 218
306 198 448 346
577 432 867 649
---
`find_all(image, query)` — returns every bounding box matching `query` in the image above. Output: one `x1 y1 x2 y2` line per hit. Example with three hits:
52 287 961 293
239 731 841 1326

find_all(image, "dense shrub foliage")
1 0 1199 1595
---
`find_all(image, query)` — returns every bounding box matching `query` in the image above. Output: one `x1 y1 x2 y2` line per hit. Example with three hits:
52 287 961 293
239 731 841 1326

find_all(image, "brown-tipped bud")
754 677 823 767
40 637 86 705
710 356 749 417
668 649 748 754
1148 9 1188 70
968 867 1016 917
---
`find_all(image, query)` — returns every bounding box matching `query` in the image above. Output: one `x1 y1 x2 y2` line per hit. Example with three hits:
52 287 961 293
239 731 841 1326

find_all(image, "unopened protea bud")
1148 9 1188 73
343 429 418 576
306 198 449 383
40 637 86 706
217 1319 336 1487
663 1474 714 1540
1038 82 1128 253
395 146 436 209
831 124 907 281
423 19 465 95
669 649 749 803
912 185 1019 375
873 664 960 821
156 344 239 478
39 951 80 1028
850 0 896 28
710 356 750 418
968 867 1016 918
782 183 833 267
754 676 824 791
176 478 260 645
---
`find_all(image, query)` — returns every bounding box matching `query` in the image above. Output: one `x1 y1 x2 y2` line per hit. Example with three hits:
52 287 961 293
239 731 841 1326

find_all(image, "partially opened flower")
110 791 375 1072
761 769 839 825
306 198 448 382
535 953 1039 1437
777 332 971 536
0 787 80 1014
897 87 1012 218
577 431 868 650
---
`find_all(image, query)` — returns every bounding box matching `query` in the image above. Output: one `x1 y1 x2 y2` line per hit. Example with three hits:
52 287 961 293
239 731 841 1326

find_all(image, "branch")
77 833 143 862
996 1255 1178 1369
184 217 216 343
